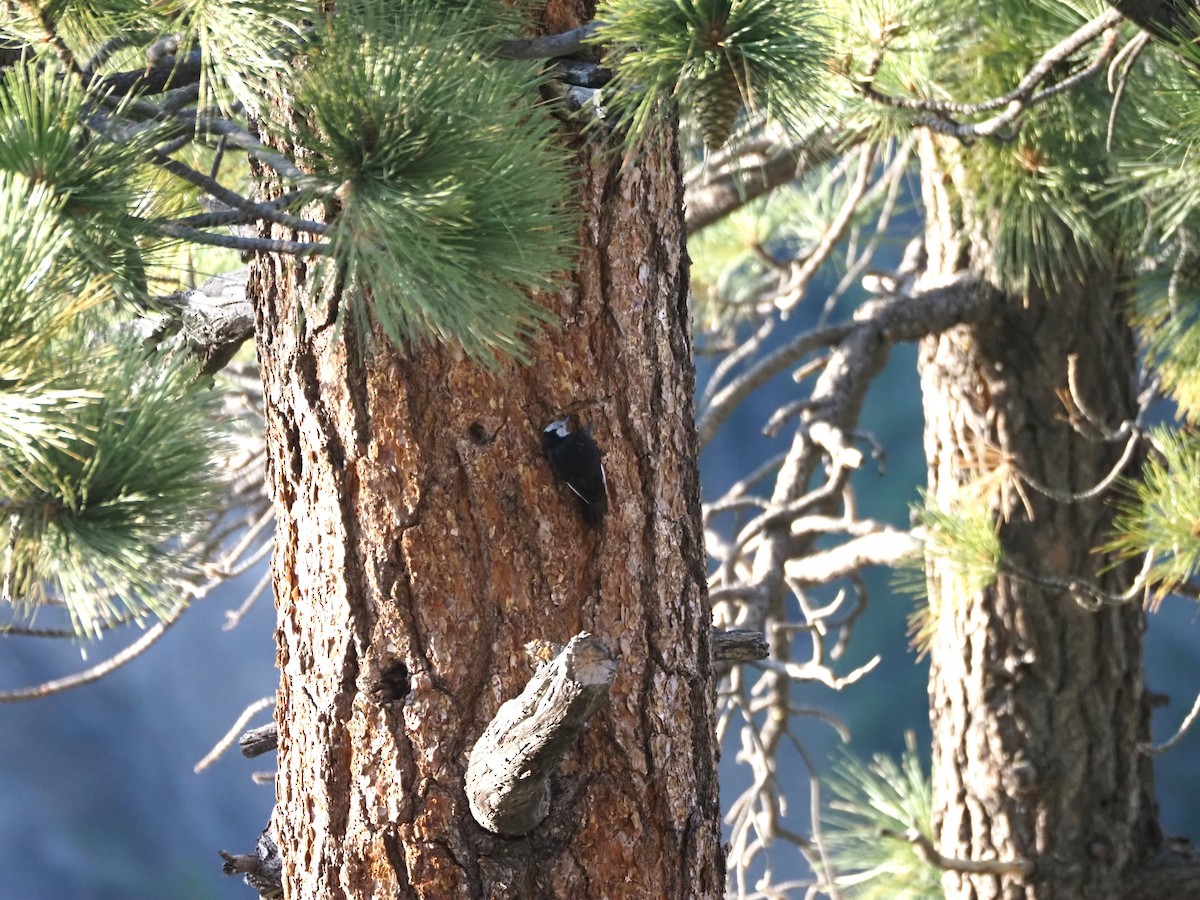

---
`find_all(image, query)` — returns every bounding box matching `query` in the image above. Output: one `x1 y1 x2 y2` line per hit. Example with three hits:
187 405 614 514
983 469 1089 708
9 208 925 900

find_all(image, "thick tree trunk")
917 133 1160 899
248 19 723 900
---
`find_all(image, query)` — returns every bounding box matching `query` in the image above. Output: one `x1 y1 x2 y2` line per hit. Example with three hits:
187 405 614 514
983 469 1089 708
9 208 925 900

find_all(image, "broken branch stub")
466 632 617 836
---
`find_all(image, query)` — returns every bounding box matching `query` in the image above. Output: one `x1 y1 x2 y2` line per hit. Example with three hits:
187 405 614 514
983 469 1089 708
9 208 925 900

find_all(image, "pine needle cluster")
0 61 159 307
934 1 1124 293
0 57 228 636
0 185 226 636
289 0 576 362
595 0 829 152
0 336 225 637
822 732 942 899
900 490 1000 655
1106 428 1200 602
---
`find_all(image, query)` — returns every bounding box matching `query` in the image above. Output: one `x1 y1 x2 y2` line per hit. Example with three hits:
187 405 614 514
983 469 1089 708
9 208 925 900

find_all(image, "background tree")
6 0 1200 899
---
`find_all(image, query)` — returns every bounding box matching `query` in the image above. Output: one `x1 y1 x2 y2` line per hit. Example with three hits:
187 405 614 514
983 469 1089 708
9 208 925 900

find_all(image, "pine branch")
774 143 877 313
856 8 1125 140
686 123 865 234
150 222 325 255
496 21 601 59
146 152 327 236
162 189 308 230
784 529 921 585
16 0 81 76
195 695 276 773
697 271 995 446
0 599 188 703
98 49 205 97
183 113 313 186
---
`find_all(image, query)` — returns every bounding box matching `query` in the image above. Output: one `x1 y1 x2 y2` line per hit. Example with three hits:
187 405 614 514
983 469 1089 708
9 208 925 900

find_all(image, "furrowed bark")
917 130 1160 900
249 11 722 895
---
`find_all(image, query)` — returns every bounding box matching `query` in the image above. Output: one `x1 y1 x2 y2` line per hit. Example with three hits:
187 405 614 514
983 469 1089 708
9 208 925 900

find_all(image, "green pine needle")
965 113 1115 294
595 0 830 152
0 170 70 317
689 161 878 329
0 0 154 63
0 336 227 637
822 731 942 899
907 490 1001 595
1105 428 1200 602
899 490 1000 655
0 60 158 307
1129 257 1200 419
164 0 311 116
291 1 575 363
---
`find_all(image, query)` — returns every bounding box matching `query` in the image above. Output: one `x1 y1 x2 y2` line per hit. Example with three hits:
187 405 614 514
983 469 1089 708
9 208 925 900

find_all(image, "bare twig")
195 695 276 773
224 567 273 632
147 152 328 236
1146 687 1200 755
881 826 1035 877
856 9 1123 142
1106 30 1151 151
774 143 878 313
754 654 881 690
152 221 325 255
698 273 990 446
0 598 188 703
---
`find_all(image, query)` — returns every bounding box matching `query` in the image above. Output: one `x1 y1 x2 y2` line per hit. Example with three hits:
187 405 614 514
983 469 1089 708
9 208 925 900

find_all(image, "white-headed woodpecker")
542 416 608 526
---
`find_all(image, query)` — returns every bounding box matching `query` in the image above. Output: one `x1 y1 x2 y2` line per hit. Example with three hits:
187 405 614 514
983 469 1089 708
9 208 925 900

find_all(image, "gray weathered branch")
685 123 865 234
496 21 601 59
856 9 1123 141
783 528 920 585
712 629 770 663
239 724 280 759
697 271 993 447
466 632 616 836
146 268 255 376
220 827 283 899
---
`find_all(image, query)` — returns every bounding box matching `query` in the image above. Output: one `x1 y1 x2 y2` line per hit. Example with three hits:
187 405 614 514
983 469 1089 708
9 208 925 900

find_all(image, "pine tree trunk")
248 16 723 899
916 132 1160 899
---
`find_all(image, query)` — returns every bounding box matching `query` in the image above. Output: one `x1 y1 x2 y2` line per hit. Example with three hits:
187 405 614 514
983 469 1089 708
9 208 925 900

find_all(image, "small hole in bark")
373 660 410 702
468 421 493 445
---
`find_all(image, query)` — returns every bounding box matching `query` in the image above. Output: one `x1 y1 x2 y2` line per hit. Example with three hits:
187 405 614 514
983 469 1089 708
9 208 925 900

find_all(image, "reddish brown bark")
250 88 722 900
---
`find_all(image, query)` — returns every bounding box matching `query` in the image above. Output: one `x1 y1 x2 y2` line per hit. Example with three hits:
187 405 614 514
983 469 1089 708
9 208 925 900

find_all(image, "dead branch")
686 123 867 234
495 21 600 59
466 632 617 836
239 723 280 759
0 599 188 703
854 10 1124 141
713 629 770 663
195 695 276 773
881 826 1034 877
783 529 920 585
220 827 283 899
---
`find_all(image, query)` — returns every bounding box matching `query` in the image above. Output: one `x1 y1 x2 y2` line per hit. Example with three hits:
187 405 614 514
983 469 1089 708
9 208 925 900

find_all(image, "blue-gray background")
2 324 1198 898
